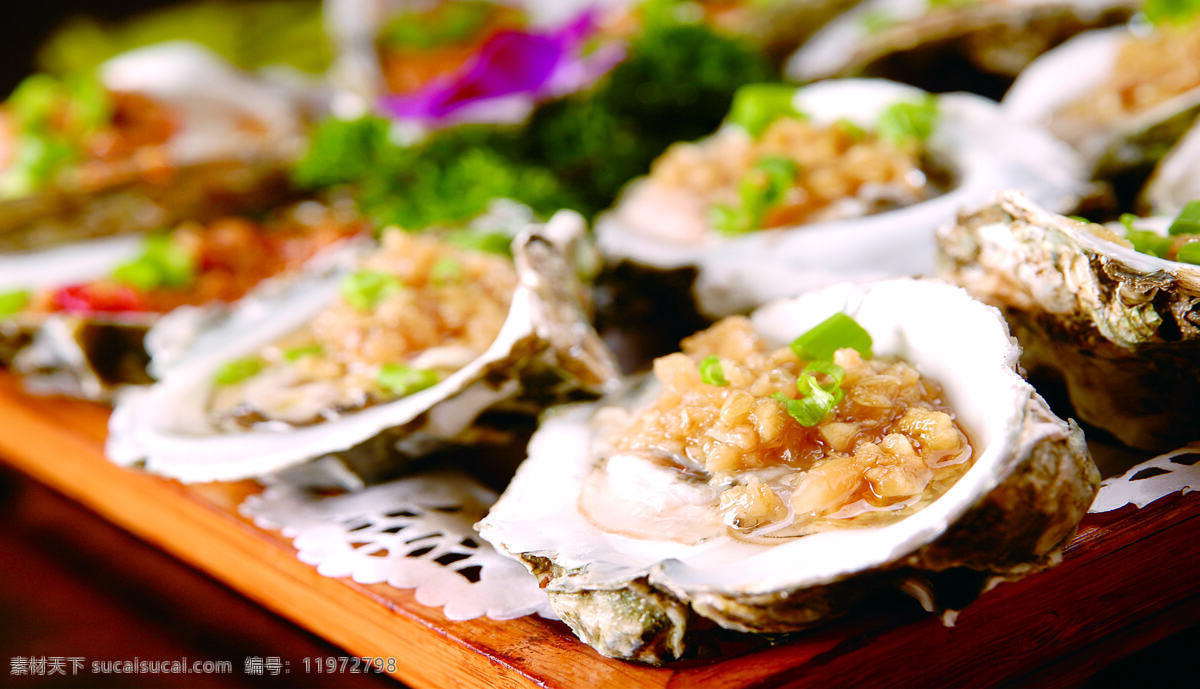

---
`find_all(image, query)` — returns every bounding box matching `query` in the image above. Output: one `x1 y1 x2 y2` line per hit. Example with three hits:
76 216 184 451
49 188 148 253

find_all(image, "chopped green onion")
699 355 728 386
727 83 805 138
443 229 512 256
283 344 324 362
213 356 265 386
340 270 404 311
858 9 896 34
0 289 32 317
1177 241 1200 265
753 156 798 207
0 132 78 197
1118 213 1140 232
803 360 846 389
7 74 62 128
876 95 939 148
111 233 196 291
790 313 874 362
1167 200 1200 236
833 118 867 141
430 257 464 285
712 155 799 235
376 363 441 397
772 388 833 427
380 0 497 50
1126 229 1174 258
1143 0 1200 27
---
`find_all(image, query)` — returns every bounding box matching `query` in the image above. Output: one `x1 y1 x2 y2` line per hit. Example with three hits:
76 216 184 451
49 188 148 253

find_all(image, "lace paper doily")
1089 445 1200 513
239 469 555 621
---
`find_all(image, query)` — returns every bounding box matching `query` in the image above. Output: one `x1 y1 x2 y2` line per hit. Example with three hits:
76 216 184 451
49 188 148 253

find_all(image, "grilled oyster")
786 0 1135 95
478 278 1098 664
0 42 316 251
1004 18 1200 185
596 79 1086 317
0 200 364 400
107 210 620 486
938 190 1200 451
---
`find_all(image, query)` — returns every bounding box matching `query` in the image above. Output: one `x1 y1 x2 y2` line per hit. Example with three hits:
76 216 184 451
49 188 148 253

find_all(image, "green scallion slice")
0 289 32 317
443 229 512 256
430 257 463 285
1167 200 1200 236
876 95 939 147
376 363 441 397
283 344 324 362
1143 0 1200 27
727 84 805 138
1126 229 1173 258
772 389 833 427
1177 241 1200 265
213 356 265 386
340 270 404 311
111 233 196 291
698 355 728 386
833 118 867 141
790 313 874 362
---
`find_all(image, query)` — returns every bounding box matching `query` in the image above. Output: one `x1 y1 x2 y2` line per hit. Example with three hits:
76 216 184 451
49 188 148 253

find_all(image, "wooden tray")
0 371 1197 689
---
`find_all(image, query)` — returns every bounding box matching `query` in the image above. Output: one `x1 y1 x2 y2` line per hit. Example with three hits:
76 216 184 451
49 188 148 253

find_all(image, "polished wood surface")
0 372 1197 688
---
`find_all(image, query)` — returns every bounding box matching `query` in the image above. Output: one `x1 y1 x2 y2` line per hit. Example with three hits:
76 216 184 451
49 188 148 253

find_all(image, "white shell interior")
596 79 1086 316
479 278 1038 595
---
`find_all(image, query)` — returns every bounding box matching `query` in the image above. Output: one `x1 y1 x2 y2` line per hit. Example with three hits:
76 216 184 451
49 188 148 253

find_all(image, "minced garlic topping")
649 117 930 228
207 230 516 428
1055 27 1200 129
608 317 972 539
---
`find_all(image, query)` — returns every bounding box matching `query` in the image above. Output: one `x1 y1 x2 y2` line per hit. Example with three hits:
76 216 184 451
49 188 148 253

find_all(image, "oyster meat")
107 210 620 486
938 189 1200 451
479 278 1098 664
596 79 1086 317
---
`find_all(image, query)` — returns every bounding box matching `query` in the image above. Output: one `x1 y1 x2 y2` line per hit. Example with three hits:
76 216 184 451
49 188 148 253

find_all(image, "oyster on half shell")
596 79 1086 317
937 190 1200 451
0 42 316 252
1003 21 1200 183
107 210 620 487
478 278 1098 664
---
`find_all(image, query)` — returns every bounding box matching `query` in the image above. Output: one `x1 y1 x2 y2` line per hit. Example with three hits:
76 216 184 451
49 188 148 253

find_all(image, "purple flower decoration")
378 9 625 126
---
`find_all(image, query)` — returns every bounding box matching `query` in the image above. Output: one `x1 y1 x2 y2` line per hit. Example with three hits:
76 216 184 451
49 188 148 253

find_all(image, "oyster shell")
107 211 620 486
1003 22 1200 181
786 0 1135 93
596 79 1087 317
937 190 1200 451
1139 115 1200 214
478 278 1098 664
0 42 315 252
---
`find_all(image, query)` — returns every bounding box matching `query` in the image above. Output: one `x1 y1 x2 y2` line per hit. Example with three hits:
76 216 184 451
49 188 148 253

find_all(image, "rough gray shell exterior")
937 190 1200 451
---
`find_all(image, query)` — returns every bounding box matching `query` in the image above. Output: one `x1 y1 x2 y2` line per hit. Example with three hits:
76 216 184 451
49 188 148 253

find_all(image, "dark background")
0 3 1195 688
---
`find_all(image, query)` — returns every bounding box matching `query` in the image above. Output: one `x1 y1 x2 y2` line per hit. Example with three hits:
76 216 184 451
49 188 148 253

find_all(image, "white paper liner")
239 469 555 621
1089 445 1200 513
